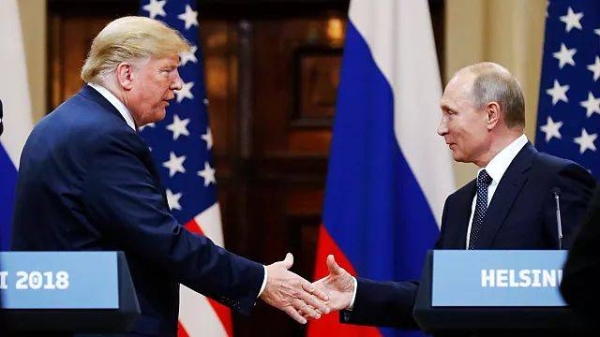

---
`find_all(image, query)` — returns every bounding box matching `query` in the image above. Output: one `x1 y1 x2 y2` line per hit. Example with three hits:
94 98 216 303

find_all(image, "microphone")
551 187 563 250
0 99 3 136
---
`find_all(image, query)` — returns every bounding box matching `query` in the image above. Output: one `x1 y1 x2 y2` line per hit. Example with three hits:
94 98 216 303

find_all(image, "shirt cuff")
347 276 358 310
258 265 268 298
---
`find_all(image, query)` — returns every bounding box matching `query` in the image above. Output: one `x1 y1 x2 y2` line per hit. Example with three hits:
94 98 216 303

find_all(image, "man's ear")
115 62 135 91
486 101 501 130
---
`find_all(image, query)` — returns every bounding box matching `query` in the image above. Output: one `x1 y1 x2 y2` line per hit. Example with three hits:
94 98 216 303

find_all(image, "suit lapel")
475 143 536 248
446 182 476 249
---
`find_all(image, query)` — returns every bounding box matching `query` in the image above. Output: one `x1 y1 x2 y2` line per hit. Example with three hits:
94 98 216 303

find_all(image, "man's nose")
437 117 448 136
172 69 183 90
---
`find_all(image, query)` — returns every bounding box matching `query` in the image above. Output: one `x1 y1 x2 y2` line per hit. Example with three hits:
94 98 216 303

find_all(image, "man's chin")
452 153 467 163
146 109 167 124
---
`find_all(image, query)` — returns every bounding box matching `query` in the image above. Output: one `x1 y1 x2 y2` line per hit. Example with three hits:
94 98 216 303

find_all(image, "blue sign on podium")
432 250 567 307
0 252 119 309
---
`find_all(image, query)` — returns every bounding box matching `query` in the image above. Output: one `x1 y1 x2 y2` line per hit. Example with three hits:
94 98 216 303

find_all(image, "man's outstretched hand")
312 254 355 312
260 253 330 324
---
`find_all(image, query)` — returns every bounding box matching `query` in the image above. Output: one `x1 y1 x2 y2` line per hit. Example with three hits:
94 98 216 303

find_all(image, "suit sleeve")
561 187 600 324
544 163 596 249
81 130 264 315
340 278 420 329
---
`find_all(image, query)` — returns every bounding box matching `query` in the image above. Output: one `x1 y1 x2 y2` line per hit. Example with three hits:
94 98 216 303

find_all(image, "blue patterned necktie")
468 169 493 249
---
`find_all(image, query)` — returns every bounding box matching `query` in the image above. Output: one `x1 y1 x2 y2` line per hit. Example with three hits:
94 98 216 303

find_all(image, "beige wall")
445 0 547 187
17 0 47 123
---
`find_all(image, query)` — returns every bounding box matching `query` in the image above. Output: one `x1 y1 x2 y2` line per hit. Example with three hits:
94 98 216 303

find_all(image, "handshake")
259 253 354 324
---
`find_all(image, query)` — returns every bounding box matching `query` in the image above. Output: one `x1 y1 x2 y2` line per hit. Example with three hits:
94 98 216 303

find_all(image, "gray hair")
460 62 525 128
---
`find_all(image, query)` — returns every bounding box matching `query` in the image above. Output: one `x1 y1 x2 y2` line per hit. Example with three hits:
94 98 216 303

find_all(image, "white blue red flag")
308 0 455 336
536 0 600 178
0 0 34 251
140 1 232 336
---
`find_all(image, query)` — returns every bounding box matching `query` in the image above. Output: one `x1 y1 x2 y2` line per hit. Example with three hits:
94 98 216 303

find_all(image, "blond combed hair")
81 16 191 83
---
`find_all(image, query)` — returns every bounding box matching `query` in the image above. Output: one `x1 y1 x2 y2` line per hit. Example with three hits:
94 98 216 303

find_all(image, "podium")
413 250 592 334
0 251 140 333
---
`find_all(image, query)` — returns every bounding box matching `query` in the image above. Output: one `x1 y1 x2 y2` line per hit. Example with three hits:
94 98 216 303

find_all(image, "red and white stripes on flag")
179 205 233 337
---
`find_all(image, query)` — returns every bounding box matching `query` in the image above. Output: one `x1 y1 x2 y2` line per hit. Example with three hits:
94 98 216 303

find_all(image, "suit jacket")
561 186 600 329
11 85 264 336
341 143 596 330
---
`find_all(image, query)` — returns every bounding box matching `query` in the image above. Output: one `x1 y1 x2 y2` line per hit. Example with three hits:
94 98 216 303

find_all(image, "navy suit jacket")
561 186 600 329
11 86 264 336
341 143 596 329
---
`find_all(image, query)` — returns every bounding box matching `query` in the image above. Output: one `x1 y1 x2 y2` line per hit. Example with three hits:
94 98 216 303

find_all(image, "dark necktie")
468 169 493 249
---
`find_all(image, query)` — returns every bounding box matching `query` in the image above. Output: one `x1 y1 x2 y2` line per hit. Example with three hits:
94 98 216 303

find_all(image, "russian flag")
0 0 34 251
308 0 455 336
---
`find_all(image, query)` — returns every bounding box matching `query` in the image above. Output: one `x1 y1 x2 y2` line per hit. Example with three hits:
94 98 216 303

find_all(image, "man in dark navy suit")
310 63 596 329
561 186 600 329
11 16 328 336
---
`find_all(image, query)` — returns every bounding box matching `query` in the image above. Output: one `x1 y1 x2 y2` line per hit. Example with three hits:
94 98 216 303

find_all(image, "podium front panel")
1 251 119 309
413 250 591 333
432 250 566 307
0 251 139 333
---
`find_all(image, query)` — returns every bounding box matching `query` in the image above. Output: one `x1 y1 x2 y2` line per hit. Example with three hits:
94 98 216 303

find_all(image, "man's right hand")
260 253 330 324
312 254 355 312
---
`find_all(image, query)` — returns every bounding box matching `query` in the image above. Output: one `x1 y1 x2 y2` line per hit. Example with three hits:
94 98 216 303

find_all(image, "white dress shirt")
465 134 529 249
87 83 269 297
88 83 137 131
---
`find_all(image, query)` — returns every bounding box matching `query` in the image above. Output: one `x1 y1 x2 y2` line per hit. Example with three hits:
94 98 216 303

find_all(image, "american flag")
140 0 233 336
536 0 600 179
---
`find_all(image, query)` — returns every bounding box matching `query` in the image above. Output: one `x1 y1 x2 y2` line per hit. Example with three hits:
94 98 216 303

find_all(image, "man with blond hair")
12 16 328 336
311 62 595 331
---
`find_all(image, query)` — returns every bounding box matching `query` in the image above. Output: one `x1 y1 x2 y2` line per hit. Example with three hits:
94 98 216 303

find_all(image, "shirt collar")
479 134 528 183
87 82 136 131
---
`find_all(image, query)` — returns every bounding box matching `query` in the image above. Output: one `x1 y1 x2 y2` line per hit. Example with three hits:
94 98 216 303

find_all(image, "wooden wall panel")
50 17 111 108
252 18 343 157
202 21 240 159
